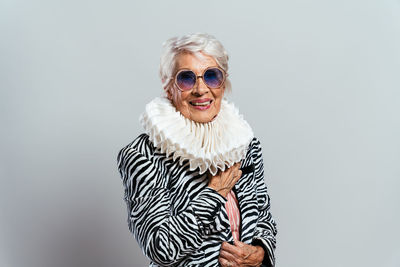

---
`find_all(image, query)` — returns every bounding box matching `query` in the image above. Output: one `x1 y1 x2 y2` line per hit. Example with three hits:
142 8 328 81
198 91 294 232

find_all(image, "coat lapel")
234 166 259 243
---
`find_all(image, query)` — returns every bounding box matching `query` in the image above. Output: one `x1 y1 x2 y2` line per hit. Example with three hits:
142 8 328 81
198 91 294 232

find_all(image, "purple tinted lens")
176 71 196 90
204 68 224 88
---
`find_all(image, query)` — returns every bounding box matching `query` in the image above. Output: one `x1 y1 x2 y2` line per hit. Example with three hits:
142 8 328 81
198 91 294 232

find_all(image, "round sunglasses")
174 67 227 91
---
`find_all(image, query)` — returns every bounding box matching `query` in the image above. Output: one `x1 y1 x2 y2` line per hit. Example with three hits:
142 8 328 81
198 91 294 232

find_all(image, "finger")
218 256 227 266
233 240 257 261
232 165 241 180
221 241 233 251
228 163 239 173
232 167 241 178
222 166 234 181
235 170 242 181
233 239 245 248
229 172 239 185
229 163 238 172
223 166 236 182
218 256 233 267
221 241 236 251
221 241 243 256
219 249 236 262
228 170 241 188
232 162 240 171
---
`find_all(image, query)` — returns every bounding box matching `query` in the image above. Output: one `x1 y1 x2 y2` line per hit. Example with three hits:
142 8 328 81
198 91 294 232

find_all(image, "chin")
191 111 217 123
178 101 221 123
193 117 212 123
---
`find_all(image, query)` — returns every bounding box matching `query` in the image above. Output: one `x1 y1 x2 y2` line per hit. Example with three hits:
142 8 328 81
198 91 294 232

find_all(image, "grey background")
1 0 399 266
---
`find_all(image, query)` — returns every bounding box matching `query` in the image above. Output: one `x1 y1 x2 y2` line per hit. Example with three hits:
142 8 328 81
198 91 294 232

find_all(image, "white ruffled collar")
139 97 254 175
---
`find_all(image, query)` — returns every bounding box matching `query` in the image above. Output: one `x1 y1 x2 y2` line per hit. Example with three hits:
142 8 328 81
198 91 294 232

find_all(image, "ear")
166 87 173 100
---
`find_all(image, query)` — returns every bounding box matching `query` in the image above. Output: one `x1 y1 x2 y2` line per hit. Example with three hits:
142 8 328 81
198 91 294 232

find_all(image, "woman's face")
168 52 225 123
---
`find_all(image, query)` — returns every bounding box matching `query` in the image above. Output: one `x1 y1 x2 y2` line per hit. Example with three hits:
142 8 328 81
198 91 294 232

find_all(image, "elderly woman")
117 33 277 267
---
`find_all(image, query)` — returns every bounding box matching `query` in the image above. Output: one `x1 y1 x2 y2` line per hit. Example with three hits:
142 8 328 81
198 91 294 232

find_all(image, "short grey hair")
159 33 231 93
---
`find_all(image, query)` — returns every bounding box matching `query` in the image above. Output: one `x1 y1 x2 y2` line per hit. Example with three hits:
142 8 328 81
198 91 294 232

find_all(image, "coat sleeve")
250 138 278 267
117 135 227 266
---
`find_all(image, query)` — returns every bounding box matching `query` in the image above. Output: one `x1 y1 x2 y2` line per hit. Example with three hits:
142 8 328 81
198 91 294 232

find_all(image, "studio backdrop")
1 0 399 266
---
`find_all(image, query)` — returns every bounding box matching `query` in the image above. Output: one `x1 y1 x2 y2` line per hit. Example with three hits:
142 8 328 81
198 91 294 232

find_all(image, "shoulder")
246 137 263 159
248 137 262 150
241 137 264 174
117 133 155 164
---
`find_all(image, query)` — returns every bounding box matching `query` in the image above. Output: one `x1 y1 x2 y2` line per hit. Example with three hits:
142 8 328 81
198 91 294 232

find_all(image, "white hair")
159 33 231 94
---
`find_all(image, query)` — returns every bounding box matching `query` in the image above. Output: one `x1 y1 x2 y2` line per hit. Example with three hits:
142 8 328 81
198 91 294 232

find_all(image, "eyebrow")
174 66 220 75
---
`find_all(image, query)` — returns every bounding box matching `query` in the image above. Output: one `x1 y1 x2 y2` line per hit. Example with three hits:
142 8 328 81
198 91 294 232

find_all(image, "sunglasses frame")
173 66 227 92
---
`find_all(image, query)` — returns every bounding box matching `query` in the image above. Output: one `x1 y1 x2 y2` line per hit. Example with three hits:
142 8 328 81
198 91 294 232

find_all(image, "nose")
191 76 209 95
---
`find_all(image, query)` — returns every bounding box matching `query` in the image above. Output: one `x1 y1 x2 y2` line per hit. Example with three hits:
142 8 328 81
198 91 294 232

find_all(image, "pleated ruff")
139 97 254 176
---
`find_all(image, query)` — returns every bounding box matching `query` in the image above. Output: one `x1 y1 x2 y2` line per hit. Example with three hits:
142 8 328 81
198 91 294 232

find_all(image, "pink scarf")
225 190 241 240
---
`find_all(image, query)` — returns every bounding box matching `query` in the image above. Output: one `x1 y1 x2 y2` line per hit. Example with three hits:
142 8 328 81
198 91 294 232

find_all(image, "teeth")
191 101 211 106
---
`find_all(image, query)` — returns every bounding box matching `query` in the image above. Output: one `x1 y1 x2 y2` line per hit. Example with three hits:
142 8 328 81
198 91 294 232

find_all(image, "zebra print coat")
117 133 277 266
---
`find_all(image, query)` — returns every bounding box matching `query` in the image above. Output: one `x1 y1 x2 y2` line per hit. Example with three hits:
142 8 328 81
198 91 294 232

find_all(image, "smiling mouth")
189 100 213 106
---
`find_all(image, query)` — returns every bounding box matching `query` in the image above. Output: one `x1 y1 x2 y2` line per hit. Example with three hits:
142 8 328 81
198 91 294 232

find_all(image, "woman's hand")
208 163 242 198
219 240 265 267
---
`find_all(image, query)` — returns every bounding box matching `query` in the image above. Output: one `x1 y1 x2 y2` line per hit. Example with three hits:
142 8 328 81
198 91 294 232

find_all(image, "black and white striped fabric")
117 133 277 266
